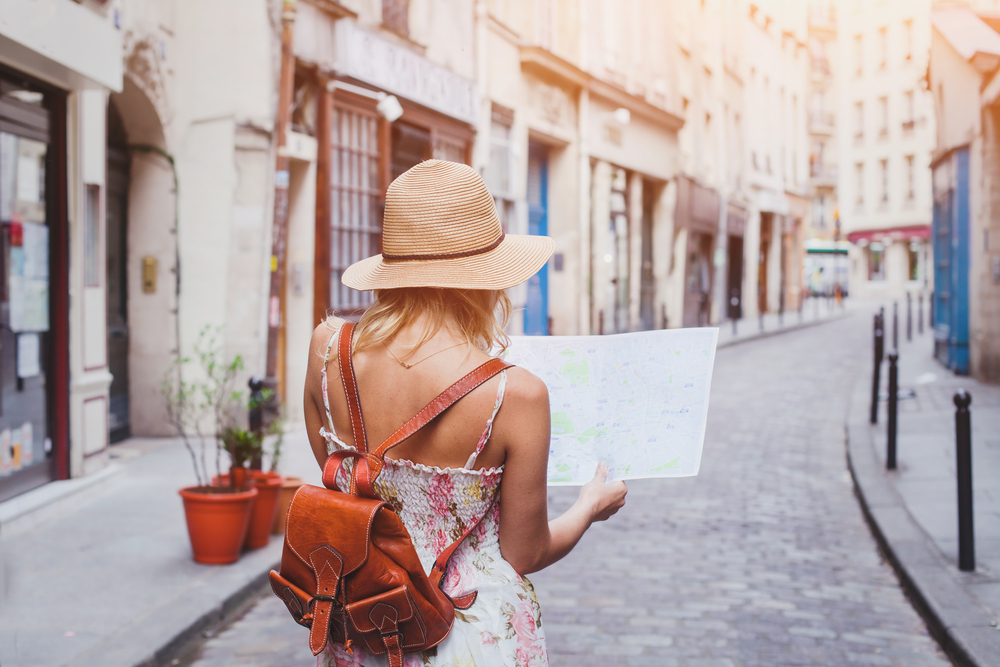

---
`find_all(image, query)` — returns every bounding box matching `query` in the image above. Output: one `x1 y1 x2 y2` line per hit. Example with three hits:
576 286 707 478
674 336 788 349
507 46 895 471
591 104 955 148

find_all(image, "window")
854 34 863 76
904 19 913 61
854 101 864 140
908 241 920 281
878 27 887 69
906 155 915 201
855 162 864 207
902 90 915 131
880 159 889 204
878 96 888 137
382 0 409 38
329 104 381 313
868 243 886 281
485 106 514 230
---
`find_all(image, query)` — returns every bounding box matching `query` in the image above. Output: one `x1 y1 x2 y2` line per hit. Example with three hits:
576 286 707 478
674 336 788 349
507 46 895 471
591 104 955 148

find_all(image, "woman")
303 160 627 667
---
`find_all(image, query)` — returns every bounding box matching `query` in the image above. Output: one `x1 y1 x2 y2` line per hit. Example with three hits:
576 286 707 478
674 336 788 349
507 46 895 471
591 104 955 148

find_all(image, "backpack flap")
346 585 423 656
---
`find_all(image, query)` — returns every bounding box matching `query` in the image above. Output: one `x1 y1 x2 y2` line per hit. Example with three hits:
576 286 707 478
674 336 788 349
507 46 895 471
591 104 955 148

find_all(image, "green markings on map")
555 463 571 473
551 412 576 436
649 456 680 472
560 358 590 385
548 475 574 483
576 426 608 445
560 348 576 357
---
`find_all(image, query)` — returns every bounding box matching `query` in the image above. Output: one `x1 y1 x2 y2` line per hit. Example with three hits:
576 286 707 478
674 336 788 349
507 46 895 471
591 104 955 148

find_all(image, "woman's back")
310 322 549 667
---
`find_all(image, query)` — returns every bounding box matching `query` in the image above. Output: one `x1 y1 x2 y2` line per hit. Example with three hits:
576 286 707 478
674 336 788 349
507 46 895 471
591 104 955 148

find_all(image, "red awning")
846 224 930 244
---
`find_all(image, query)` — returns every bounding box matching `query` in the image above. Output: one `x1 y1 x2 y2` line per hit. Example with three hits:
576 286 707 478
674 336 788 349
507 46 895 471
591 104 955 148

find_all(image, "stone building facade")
929 4 1000 382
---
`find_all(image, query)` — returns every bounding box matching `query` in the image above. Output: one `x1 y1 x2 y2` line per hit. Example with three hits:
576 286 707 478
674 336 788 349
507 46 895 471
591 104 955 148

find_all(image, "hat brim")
341 234 555 291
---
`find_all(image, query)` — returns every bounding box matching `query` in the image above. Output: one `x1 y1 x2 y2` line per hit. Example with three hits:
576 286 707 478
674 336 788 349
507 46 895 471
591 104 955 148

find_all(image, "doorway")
727 234 744 321
106 102 130 442
639 181 655 330
683 232 713 327
524 143 549 335
758 213 772 314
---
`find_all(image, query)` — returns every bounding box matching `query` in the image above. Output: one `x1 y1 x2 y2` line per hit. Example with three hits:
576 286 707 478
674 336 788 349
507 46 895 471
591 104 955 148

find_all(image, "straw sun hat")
341 160 554 291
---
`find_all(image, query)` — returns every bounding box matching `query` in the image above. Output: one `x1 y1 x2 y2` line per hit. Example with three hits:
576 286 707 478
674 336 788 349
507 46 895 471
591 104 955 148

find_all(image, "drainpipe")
263 0 297 406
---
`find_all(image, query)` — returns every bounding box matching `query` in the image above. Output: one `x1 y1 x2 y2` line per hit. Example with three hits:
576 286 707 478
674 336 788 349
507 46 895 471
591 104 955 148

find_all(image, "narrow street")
182 314 950 667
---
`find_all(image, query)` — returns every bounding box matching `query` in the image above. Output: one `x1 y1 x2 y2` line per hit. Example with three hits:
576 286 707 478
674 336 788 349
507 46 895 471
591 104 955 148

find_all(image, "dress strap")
464 370 507 470
319 326 340 434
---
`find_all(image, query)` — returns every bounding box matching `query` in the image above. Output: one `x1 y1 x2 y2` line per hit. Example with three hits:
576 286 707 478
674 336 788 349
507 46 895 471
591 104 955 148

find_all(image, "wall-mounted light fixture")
327 80 404 123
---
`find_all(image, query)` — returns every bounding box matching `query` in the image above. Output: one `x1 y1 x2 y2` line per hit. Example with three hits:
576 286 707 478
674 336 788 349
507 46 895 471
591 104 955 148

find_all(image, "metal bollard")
732 317 738 336
871 313 884 424
893 302 899 350
918 293 924 335
954 391 975 571
887 351 898 470
759 312 764 332
907 292 913 342
929 291 934 329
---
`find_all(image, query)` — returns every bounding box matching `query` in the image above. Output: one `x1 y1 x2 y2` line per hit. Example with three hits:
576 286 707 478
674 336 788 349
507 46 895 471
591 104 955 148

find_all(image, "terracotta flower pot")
271 476 306 535
244 471 283 550
179 485 258 565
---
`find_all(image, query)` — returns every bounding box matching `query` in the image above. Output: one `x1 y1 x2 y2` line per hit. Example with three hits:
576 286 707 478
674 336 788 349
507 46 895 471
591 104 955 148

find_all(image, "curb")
717 311 852 350
845 373 1000 667
137 566 276 667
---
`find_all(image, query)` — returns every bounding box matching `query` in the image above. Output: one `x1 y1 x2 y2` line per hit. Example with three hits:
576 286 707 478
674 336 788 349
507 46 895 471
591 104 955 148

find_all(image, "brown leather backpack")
269 323 512 665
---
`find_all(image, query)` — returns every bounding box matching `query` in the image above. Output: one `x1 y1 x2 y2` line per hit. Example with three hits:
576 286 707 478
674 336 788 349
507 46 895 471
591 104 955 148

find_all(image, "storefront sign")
332 20 478 126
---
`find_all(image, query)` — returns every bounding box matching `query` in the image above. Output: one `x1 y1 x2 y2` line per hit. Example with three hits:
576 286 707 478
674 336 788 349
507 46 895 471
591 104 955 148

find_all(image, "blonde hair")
327 288 512 360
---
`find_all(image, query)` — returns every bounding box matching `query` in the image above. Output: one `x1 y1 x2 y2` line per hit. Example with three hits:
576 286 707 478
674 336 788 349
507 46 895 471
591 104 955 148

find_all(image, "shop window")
383 0 410 39
868 243 885 281
908 242 920 281
329 104 381 313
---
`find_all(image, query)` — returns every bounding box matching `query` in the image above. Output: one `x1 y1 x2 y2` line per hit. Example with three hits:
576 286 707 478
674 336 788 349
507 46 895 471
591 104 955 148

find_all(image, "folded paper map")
502 328 718 485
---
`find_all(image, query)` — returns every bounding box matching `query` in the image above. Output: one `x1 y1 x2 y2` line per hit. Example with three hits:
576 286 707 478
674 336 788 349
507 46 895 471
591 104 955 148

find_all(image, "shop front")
0 67 69 502
675 175 720 327
0 0 122 499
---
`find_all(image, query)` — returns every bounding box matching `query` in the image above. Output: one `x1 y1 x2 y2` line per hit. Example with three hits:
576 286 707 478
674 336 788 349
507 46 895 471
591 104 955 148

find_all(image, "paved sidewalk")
846 305 1000 666
716 295 849 349
0 432 323 667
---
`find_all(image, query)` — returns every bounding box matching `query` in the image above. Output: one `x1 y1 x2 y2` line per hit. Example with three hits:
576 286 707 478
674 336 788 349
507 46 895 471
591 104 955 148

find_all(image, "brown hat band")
381 231 506 262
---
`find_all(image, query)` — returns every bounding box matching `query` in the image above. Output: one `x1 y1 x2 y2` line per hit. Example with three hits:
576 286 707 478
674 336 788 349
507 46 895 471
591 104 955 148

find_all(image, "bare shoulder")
309 318 344 363
501 365 549 408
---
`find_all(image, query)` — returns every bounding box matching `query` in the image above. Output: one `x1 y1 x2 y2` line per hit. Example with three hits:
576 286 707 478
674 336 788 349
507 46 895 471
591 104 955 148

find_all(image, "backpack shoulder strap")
358 358 513 488
338 322 368 454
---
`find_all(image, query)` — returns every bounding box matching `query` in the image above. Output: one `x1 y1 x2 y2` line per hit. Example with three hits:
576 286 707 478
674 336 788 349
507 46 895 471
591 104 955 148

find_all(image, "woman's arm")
494 368 627 575
303 320 343 469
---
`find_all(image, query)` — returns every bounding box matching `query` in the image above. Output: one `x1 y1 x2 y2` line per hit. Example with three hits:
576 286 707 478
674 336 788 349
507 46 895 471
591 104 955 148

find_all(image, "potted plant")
264 411 306 535
163 327 258 565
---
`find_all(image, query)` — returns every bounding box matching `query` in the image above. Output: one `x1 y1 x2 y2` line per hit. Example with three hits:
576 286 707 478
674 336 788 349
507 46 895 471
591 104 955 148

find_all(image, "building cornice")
519 46 685 132
300 0 357 20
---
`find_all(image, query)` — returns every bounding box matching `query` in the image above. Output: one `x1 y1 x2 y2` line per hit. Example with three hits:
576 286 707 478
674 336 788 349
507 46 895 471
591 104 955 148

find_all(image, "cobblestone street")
182 314 950 667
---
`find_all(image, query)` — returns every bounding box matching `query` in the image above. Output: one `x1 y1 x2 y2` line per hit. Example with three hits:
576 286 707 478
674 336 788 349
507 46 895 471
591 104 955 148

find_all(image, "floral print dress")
318 339 548 667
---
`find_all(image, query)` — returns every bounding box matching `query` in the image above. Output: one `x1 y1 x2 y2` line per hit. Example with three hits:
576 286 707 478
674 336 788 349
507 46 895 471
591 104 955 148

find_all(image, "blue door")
932 148 970 374
524 144 549 335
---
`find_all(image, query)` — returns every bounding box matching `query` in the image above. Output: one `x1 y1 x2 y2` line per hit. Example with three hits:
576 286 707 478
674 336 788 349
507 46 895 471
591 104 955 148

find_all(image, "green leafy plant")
161 326 262 491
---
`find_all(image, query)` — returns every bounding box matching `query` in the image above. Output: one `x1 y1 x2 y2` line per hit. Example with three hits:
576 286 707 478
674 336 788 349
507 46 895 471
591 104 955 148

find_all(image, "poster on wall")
9 219 49 332
17 332 41 378
20 422 33 467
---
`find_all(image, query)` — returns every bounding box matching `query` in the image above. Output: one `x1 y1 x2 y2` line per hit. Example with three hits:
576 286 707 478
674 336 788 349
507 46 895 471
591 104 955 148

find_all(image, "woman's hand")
579 462 628 522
